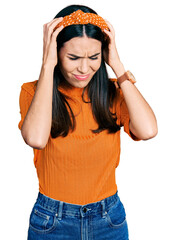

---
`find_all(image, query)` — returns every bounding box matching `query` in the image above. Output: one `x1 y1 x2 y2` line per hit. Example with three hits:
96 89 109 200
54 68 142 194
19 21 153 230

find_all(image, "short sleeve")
18 81 36 130
119 89 142 141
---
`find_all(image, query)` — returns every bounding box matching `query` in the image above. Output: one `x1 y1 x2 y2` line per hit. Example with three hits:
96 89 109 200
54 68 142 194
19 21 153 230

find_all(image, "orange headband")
54 10 109 39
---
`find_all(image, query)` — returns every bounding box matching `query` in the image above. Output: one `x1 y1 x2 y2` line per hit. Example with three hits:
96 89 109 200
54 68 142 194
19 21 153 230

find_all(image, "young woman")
18 4 158 240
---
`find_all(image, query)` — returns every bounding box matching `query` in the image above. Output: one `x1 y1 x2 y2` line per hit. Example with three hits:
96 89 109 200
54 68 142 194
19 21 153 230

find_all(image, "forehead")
61 36 101 54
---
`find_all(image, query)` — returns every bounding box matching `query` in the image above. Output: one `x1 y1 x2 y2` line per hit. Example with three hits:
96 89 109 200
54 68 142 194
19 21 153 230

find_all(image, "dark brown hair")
50 4 121 138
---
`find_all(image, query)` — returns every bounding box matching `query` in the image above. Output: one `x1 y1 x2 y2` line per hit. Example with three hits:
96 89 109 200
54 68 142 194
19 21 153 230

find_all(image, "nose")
77 58 89 73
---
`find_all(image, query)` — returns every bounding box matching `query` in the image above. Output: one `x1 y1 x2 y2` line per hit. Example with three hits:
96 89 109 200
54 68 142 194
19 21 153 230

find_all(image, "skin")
58 36 102 89
57 19 158 140
103 19 158 139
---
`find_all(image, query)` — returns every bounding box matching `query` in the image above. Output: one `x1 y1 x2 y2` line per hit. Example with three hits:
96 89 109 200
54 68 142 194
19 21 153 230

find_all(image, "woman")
18 4 158 240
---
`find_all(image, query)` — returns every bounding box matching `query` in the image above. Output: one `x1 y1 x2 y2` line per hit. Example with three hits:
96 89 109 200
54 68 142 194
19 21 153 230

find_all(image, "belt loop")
101 199 106 218
56 201 63 220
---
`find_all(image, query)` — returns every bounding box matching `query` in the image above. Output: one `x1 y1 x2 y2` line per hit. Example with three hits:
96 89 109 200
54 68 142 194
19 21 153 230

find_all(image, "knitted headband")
54 10 110 39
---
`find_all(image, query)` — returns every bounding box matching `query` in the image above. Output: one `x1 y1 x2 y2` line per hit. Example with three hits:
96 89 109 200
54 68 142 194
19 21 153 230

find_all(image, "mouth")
73 74 90 81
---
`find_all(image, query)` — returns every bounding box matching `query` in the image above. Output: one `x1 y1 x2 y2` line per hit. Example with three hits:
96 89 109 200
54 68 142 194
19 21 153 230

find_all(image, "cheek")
91 59 102 71
61 60 76 73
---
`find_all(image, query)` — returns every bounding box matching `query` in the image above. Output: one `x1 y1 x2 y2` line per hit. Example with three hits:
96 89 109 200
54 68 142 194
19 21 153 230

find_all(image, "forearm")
21 64 54 149
113 63 158 140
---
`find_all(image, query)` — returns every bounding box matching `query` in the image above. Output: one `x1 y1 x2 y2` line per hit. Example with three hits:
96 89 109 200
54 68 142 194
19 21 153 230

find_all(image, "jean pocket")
105 198 127 229
29 203 58 234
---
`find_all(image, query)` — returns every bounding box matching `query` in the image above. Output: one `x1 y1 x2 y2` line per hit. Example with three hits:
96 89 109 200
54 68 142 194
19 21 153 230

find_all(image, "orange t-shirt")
18 79 141 205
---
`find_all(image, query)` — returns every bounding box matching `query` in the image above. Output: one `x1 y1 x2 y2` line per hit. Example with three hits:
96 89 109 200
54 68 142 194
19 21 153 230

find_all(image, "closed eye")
67 52 100 60
68 57 98 60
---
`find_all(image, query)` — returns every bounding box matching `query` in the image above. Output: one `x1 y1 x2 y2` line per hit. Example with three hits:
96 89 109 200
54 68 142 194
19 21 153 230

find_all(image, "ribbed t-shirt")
18 79 141 205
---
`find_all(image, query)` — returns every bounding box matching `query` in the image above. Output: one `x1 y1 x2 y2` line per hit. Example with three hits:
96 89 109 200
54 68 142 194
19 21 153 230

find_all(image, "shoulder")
20 80 38 96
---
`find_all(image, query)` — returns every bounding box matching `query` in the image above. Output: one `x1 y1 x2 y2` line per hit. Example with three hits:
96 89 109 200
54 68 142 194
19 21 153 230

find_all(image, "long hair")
50 4 121 138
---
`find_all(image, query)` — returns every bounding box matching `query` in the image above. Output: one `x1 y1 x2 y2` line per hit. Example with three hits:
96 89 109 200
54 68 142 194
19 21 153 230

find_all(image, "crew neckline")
58 82 88 97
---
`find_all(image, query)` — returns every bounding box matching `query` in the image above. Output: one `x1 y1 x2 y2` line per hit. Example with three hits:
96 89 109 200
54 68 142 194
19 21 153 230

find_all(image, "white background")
0 0 176 239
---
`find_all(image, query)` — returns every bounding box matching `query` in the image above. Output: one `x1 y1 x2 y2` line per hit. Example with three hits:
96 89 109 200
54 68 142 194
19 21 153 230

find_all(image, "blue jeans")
27 191 129 239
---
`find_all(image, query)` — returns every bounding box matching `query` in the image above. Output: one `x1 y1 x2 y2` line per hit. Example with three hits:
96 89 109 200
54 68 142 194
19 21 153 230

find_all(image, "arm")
103 19 158 140
21 64 54 149
113 62 158 140
20 17 64 149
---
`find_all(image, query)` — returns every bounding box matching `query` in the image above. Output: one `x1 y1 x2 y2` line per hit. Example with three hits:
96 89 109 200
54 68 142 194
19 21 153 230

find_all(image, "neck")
58 81 88 97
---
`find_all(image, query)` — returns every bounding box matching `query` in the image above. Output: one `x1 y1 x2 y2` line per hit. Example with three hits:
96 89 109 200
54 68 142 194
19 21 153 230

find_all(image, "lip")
73 74 90 80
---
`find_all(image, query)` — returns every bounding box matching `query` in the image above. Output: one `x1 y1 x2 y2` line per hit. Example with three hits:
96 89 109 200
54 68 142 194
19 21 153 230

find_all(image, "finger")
52 25 64 38
43 17 63 42
104 28 113 40
104 20 115 37
46 17 63 27
44 17 63 33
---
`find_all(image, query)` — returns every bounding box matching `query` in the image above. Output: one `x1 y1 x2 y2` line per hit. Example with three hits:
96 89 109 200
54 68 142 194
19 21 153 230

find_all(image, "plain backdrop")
0 0 175 239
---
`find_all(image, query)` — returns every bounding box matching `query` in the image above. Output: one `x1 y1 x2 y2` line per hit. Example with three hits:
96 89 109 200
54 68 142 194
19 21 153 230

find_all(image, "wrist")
118 79 130 88
117 70 137 87
41 62 55 72
112 62 126 79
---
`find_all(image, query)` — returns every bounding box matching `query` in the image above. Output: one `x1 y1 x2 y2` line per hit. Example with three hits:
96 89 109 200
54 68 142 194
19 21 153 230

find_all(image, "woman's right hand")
42 17 64 68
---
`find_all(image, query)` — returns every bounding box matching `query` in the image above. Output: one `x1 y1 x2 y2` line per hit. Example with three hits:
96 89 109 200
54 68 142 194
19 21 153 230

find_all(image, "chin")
71 78 91 88
74 82 89 88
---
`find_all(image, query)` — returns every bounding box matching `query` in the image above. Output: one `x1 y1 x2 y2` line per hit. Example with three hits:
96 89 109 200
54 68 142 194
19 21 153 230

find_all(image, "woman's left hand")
103 20 122 70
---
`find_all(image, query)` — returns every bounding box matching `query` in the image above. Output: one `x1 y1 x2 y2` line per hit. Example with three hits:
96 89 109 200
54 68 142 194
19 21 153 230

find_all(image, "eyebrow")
67 52 101 58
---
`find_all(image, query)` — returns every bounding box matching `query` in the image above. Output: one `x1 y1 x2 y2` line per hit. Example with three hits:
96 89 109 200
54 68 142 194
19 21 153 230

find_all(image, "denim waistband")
35 191 119 219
